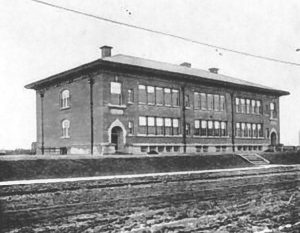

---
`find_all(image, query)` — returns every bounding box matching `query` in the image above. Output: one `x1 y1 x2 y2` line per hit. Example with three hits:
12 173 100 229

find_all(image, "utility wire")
31 0 300 67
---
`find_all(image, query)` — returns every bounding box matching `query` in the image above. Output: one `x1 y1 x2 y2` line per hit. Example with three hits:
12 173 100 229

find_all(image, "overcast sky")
1 0 300 149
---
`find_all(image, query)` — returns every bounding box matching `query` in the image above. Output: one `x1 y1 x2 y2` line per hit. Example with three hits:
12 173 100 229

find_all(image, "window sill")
60 106 71 110
136 134 183 137
193 136 230 138
61 136 70 139
108 103 127 109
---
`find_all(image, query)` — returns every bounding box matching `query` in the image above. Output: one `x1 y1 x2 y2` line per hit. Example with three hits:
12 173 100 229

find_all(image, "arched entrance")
111 126 124 152
271 132 277 146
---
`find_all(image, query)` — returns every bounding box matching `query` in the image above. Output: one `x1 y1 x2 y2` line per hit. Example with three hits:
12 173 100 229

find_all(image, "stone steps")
236 153 270 165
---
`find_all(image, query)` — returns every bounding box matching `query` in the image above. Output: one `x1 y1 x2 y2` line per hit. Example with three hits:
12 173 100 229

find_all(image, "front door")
111 126 124 152
271 132 277 146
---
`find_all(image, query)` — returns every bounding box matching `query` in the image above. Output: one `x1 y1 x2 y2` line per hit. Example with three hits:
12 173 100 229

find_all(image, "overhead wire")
31 0 300 67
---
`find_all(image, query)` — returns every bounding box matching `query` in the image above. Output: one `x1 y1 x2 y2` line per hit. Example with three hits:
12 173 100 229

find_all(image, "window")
240 99 245 113
214 95 220 111
164 88 172 106
60 90 70 108
200 93 207 110
194 92 200 109
147 86 155 105
110 82 122 105
236 123 240 137
141 146 148 152
196 146 202 152
247 123 252 137
166 146 172 152
158 146 164 152
128 121 134 135
194 120 200 135
185 94 190 108
266 128 270 138
156 87 163 105
156 117 164 135
173 118 179 135
200 120 207 136
214 121 220 136
236 98 240 113
241 123 245 137
251 100 256 114
208 120 213 136
148 117 155 135
165 118 172 135
128 89 134 103
256 100 262 114
252 124 257 138
220 95 225 111
221 122 227 136
203 146 208 152
172 89 180 106
62 119 70 138
139 116 147 134
246 99 250 114
215 146 221 152
257 124 263 137
138 85 146 104
207 94 213 110
185 123 190 135
270 103 276 118
174 146 180 152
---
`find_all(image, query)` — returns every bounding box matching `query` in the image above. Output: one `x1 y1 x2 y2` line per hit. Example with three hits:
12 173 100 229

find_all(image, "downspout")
230 92 235 152
181 86 186 154
89 77 94 155
40 92 45 155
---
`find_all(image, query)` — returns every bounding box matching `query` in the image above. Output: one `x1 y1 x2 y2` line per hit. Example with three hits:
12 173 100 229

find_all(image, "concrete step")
236 153 270 165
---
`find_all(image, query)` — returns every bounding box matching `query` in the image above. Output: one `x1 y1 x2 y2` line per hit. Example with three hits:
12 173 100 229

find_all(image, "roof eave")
25 59 290 97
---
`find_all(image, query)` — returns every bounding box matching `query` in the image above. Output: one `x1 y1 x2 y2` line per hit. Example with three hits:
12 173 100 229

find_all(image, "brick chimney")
100 45 113 58
208 67 219 74
180 62 191 68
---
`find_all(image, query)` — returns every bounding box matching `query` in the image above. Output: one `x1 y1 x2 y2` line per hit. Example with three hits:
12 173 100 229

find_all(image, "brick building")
25 46 289 155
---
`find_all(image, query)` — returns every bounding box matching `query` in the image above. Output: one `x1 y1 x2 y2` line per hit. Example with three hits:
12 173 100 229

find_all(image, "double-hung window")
139 116 147 134
214 95 220 111
147 86 155 105
62 119 70 138
200 93 207 110
156 87 163 105
60 90 70 109
148 117 155 135
164 118 172 135
138 85 146 104
172 89 180 107
207 120 213 136
194 120 200 135
156 117 164 135
207 94 213 110
173 119 179 135
110 82 122 105
164 88 172 106
221 122 227 136
200 120 207 136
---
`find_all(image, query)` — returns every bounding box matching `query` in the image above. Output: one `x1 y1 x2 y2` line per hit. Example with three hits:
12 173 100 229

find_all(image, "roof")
25 54 289 96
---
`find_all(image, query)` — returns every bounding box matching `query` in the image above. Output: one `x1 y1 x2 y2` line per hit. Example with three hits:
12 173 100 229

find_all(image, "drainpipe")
40 91 45 155
230 92 235 152
181 86 186 154
89 77 94 155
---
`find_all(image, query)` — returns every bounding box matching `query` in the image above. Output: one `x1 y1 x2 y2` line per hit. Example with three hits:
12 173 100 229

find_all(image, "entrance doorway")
271 132 277 146
111 126 124 152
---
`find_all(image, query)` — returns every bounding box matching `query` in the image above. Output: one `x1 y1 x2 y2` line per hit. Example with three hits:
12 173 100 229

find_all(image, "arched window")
62 119 70 138
60 90 70 108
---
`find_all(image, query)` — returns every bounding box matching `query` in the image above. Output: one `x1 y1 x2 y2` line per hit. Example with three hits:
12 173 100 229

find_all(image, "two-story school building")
25 46 289 155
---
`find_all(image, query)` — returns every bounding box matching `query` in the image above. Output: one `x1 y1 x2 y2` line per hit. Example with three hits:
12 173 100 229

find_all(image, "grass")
0 153 251 181
260 151 300 164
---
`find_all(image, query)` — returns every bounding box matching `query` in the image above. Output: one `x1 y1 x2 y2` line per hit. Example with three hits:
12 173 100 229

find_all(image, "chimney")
180 62 191 68
100 45 113 58
209 67 219 74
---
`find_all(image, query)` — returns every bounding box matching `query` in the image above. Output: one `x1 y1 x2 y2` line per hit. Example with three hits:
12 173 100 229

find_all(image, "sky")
1 0 300 149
